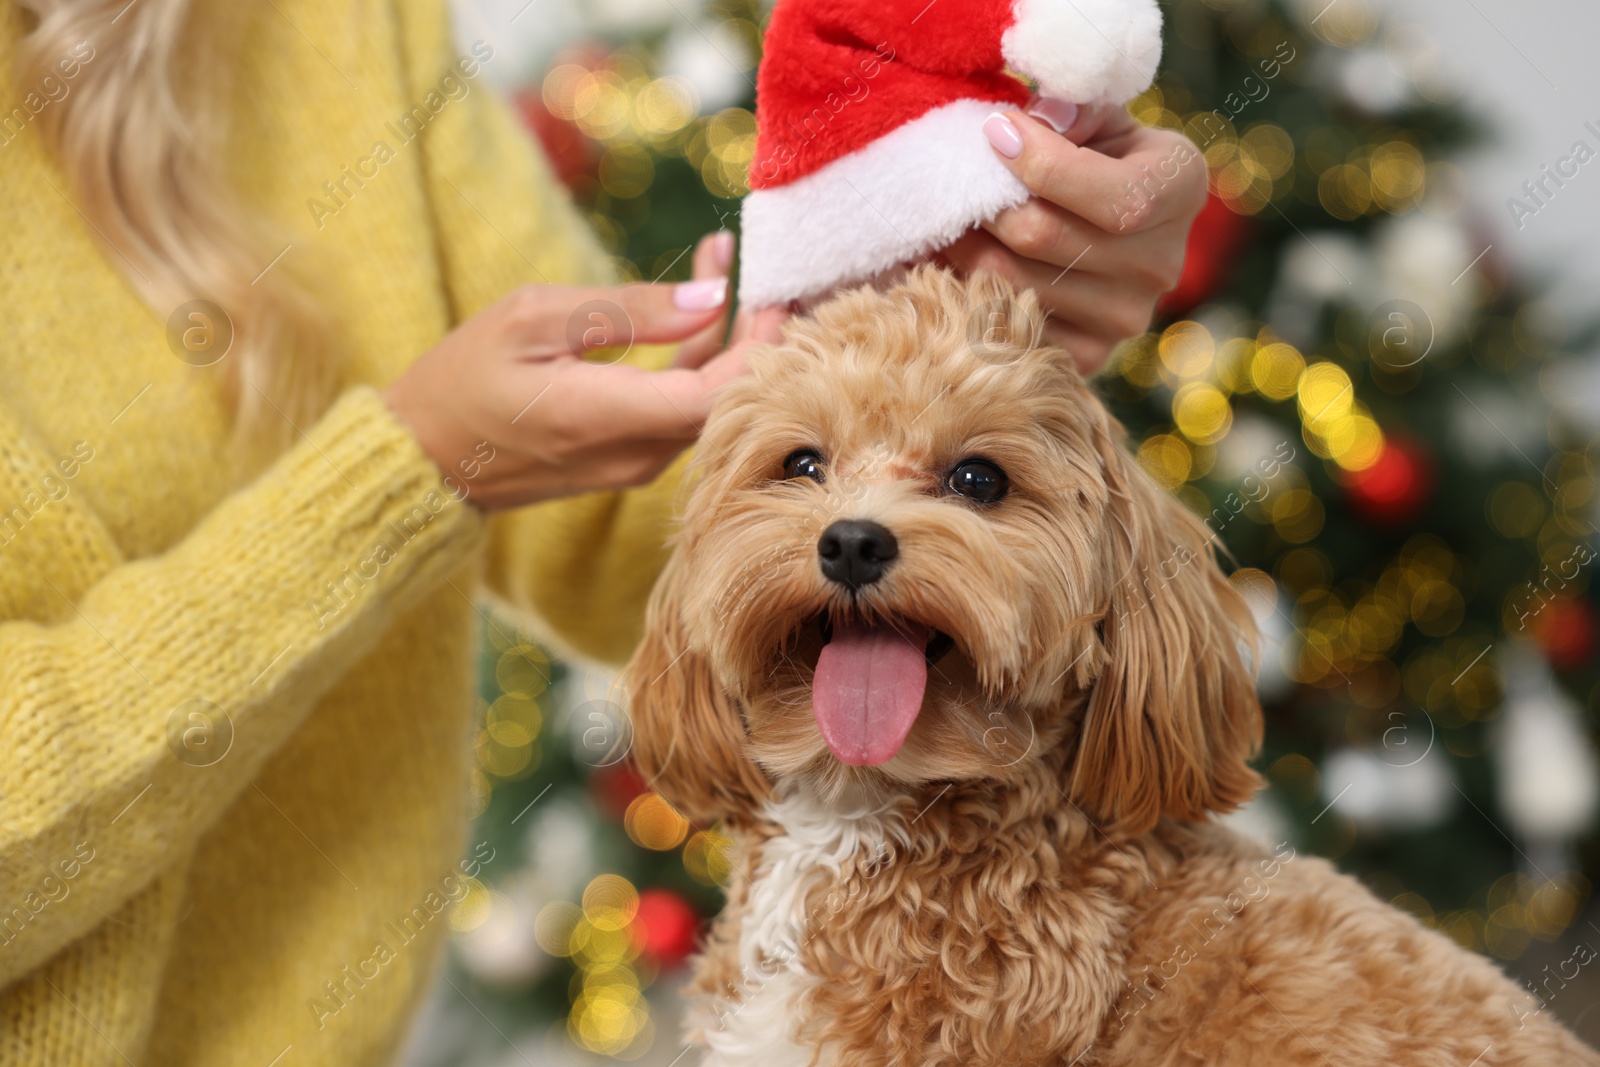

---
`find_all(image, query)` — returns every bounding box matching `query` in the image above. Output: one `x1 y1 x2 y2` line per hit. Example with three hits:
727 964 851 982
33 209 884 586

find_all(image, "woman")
0 0 1206 1062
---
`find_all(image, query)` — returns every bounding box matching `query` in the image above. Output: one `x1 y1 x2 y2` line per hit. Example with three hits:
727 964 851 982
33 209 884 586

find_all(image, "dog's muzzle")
817 519 898 589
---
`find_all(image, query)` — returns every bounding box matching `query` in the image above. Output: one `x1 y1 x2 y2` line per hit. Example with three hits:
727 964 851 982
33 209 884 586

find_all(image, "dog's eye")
782 449 826 483
947 458 1008 504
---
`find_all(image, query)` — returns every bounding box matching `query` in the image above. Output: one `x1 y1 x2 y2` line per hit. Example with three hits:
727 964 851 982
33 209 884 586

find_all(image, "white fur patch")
698 789 902 1067
738 99 1030 308
1001 0 1163 106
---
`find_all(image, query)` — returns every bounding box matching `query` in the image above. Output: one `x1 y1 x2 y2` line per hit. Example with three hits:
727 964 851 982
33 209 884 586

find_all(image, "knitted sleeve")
392 0 693 666
0 387 485 984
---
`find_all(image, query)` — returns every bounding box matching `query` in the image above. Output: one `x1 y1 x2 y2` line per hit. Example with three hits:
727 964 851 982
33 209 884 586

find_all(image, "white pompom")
1000 0 1164 106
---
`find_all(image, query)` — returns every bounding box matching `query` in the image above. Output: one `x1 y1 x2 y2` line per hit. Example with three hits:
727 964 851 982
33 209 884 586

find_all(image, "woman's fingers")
1041 323 1123 377
975 201 1188 290
1009 256 1159 343
976 198 1096 271
739 304 789 346
388 249 768 511
695 229 735 277
944 224 1175 295
546 342 749 446
675 231 738 369
938 228 1159 374
507 276 731 357
982 110 1205 235
688 302 789 368
1022 98 1135 146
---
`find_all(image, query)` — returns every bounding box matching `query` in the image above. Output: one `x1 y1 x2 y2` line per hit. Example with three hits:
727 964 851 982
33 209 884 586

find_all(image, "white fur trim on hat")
738 99 1030 308
1001 0 1163 107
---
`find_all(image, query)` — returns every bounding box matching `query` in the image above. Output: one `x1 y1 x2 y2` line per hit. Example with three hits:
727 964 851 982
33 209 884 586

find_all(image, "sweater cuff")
240 385 487 628
273 385 485 575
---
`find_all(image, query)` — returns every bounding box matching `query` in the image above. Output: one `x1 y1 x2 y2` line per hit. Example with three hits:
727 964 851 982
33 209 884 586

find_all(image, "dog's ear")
1066 406 1263 835
623 553 772 825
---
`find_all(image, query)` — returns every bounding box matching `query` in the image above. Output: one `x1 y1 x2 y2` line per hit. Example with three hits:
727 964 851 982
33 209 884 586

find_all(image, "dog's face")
627 268 1262 831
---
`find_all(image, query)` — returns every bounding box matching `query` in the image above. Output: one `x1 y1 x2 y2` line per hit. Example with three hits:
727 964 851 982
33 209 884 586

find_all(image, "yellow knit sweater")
0 1 683 1062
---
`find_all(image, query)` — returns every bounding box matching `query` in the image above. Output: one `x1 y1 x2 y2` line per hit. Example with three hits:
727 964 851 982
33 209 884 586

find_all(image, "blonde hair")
15 0 339 473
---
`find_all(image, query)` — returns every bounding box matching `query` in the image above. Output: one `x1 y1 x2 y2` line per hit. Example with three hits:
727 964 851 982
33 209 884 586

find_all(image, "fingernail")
710 230 735 270
674 277 728 311
1027 97 1079 135
983 112 1023 159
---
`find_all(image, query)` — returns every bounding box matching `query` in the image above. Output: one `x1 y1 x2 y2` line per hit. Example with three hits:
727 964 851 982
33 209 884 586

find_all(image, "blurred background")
401 0 1600 1062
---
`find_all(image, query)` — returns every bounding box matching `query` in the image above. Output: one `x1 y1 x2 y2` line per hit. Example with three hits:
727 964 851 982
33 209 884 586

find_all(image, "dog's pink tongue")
812 618 929 766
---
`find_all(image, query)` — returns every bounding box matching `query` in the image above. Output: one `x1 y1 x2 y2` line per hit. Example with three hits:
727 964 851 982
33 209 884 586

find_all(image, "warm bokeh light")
624 793 691 851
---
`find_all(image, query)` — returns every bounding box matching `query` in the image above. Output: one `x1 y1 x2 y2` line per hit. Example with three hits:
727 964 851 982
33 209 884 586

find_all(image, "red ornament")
1532 598 1597 672
1159 192 1254 318
1341 435 1434 526
632 889 700 966
589 763 650 820
516 88 597 189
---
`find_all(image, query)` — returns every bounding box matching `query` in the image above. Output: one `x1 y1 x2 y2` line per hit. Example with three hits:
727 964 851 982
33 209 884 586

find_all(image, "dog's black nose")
818 520 898 589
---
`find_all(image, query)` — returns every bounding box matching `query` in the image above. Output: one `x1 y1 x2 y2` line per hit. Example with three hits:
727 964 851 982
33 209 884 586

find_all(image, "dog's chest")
697 792 896 1067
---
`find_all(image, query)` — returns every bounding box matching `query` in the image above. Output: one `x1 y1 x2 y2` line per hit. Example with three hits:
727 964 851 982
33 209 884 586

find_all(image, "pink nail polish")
1027 97 1080 135
674 277 728 312
983 113 1023 159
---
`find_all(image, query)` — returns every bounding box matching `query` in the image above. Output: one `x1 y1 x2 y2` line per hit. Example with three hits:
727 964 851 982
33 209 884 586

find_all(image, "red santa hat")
738 0 1164 308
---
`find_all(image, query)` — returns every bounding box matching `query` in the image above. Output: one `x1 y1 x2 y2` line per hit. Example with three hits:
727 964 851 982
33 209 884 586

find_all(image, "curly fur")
623 267 1600 1066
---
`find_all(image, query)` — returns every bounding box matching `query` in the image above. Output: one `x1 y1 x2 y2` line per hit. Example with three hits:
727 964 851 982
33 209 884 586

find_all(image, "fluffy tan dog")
624 267 1600 1067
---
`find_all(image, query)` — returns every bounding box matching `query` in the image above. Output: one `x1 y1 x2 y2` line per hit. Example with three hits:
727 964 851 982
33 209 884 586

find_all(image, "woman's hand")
384 233 785 511
941 99 1208 376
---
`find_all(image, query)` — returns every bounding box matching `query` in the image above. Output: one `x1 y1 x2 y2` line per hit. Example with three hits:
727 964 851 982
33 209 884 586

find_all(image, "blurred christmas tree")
1104 0 1600 960
418 0 1600 1061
